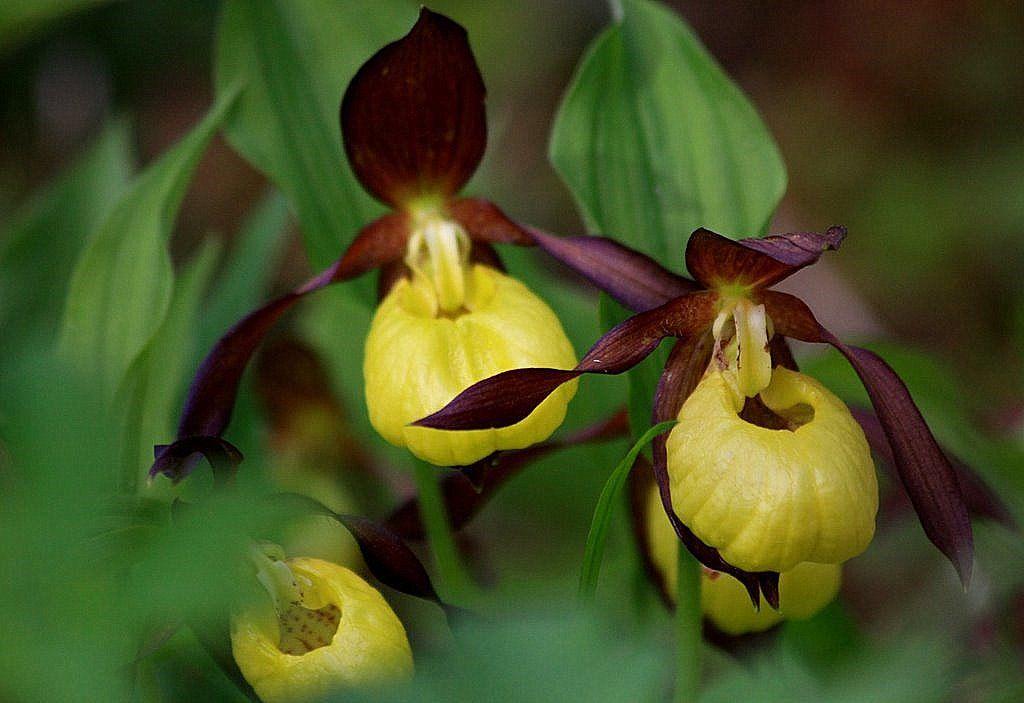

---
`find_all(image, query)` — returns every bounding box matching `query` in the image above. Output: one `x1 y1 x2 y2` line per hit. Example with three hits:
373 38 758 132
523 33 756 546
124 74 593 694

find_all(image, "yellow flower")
364 214 577 466
644 485 841 635
231 557 413 703
666 366 878 573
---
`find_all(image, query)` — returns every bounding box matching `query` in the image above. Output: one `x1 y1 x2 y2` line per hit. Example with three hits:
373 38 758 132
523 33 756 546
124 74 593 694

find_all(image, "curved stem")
674 543 702 702
412 461 478 605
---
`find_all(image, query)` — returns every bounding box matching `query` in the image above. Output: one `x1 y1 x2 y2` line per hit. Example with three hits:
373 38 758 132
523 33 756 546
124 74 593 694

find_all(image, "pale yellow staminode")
364 215 577 466
231 557 413 703
644 485 841 635
712 297 773 398
666 366 878 573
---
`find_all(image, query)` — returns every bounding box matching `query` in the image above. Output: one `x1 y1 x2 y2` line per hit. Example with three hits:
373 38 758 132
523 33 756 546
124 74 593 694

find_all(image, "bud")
231 557 413 703
644 485 841 634
364 215 577 466
666 366 877 572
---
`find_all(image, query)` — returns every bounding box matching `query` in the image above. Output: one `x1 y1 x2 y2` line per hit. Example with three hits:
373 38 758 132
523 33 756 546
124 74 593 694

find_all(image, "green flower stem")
674 543 702 702
412 460 478 605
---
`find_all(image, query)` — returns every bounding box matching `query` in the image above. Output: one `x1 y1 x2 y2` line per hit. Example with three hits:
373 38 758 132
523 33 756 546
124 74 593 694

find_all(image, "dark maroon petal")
414 291 718 430
152 215 408 477
686 226 846 290
763 290 974 585
526 228 700 312
270 492 448 611
340 8 486 207
449 198 532 245
149 436 243 485
649 337 779 608
851 408 1015 529
388 410 629 540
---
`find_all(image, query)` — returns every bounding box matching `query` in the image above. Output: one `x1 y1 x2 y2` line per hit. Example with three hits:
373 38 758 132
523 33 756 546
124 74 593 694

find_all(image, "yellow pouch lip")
364 264 578 467
666 367 878 573
231 558 413 703
643 484 842 635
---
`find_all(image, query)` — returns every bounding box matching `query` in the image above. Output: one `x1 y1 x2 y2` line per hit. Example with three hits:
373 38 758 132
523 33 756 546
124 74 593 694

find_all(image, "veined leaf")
550 0 786 270
59 87 239 402
215 0 413 269
578 420 677 600
0 0 112 54
117 241 220 492
0 120 132 370
198 189 290 353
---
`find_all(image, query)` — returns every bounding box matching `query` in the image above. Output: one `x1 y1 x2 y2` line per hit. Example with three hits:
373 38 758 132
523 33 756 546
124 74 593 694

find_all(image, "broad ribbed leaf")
198 190 290 353
215 0 413 267
0 120 131 370
550 0 786 268
60 90 238 402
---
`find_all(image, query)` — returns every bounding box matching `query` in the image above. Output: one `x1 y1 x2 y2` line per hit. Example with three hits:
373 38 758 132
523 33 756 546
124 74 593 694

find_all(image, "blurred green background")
1 1 1022 701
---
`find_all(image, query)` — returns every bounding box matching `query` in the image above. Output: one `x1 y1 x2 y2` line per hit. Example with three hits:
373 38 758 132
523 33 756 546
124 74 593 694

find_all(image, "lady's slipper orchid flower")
150 8 576 479
641 483 840 635
415 226 976 605
232 549 413 703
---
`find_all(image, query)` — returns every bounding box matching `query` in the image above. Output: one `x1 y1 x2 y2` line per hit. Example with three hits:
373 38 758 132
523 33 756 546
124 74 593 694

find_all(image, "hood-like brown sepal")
341 8 487 208
686 227 845 289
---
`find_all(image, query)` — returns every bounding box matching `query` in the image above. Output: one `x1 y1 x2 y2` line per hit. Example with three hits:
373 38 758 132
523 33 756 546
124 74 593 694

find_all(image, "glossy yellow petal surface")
666 367 877 572
231 558 413 703
364 264 578 466
644 485 841 635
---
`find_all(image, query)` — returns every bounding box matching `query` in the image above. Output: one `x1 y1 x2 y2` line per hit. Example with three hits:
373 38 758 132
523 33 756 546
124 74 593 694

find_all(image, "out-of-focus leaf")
579 420 676 600
60 88 238 402
550 0 786 269
198 189 289 352
701 633 955 703
352 607 668 703
0 120 132 370
215 0 413 269
0 354 130 701
0 0 113 53
117 241 220 491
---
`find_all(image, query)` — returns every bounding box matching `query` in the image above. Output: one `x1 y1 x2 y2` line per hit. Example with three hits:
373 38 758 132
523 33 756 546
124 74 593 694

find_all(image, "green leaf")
0 120 132 370
0 0 112 54
198 189 289 353
116 240 220 492
550 0 786 269
214 0 413 268
59 87 240 402
578 420 677 600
